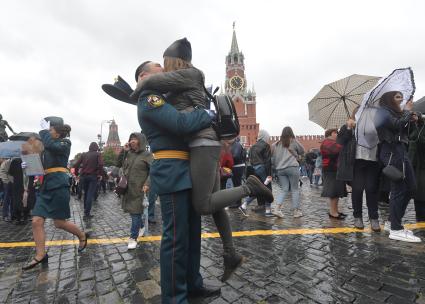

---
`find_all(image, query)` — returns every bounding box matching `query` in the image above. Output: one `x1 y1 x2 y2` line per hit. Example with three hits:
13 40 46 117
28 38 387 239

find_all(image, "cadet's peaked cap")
102 76 136 105
44 116 64 127
163 38 192 62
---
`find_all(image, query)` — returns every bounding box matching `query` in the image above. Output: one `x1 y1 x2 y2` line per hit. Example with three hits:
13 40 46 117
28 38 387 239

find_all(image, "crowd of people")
1 36 425 303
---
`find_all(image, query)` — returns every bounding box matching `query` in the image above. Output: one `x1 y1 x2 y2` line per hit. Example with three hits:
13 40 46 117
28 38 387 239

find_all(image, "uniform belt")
44 167 68 175
153 150 189 160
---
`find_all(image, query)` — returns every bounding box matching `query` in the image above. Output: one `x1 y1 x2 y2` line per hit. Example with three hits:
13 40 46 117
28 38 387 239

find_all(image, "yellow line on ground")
1 223 425 249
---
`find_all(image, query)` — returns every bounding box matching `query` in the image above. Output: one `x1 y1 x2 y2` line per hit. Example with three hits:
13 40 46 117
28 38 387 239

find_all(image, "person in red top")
220 141 234 190
320 128 347 220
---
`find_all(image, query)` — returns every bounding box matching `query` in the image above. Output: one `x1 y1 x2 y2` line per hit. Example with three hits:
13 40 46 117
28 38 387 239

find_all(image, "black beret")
163 38 192 62
102 76 135 105
44 116 64 127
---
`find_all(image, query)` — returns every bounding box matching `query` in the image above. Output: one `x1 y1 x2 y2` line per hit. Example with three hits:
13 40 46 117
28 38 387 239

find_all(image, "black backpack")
204 87 240 140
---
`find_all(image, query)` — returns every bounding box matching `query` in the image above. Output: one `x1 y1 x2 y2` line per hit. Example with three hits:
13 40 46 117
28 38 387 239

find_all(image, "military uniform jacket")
39 130 71 191
137 90 211 195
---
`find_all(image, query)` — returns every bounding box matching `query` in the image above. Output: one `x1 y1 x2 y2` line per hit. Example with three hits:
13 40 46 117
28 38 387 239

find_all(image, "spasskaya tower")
224 23 259 147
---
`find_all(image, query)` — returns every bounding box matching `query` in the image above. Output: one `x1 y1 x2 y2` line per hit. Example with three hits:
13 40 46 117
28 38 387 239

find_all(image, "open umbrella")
355 67 416 148
308 74 380 129
0 140 26 158
9 132 40 141
358 67 415 113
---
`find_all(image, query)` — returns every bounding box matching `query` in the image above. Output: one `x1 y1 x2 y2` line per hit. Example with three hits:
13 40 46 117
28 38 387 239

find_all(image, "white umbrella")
308 74 380 129
356 67 416 148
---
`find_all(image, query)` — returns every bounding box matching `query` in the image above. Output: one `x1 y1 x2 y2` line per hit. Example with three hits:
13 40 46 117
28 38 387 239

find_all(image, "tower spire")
230 22 239 54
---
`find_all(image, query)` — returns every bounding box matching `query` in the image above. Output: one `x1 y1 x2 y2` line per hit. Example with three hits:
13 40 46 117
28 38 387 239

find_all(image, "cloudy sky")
1 0 424 156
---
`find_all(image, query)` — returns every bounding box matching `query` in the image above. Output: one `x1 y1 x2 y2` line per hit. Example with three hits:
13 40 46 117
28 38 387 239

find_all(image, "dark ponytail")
53 124 71 138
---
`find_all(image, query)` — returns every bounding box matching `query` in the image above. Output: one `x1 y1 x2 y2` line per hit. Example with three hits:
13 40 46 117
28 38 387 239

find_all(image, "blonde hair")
163 56 192 72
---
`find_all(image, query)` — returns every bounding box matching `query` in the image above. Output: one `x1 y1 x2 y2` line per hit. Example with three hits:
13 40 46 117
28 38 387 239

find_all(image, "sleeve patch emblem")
147 95 165 108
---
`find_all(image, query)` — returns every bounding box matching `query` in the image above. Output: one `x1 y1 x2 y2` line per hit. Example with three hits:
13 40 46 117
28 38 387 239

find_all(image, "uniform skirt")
321 171 347 198
32 186 71 219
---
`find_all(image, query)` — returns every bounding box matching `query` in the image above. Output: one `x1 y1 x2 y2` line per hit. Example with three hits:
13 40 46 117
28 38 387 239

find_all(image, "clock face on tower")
230 75 244 90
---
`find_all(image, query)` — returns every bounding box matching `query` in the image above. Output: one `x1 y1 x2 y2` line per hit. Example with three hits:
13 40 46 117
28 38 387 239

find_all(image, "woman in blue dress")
23 117 88 270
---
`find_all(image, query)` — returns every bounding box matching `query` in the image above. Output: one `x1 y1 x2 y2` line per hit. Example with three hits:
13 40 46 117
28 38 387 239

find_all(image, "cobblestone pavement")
1 180 425 304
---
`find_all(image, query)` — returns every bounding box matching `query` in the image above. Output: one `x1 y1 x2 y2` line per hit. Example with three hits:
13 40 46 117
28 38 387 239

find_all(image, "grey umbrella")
308 74 380 129
0 140 26 158
9 132 40 141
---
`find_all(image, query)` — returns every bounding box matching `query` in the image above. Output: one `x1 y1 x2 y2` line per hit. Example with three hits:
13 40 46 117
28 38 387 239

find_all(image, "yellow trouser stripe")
153 150 189 160
1 222 425 248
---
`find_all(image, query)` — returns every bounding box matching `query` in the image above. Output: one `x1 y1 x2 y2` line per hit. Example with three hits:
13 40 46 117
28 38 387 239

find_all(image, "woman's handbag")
115 175 128 195
114 153 137 195
382 152 404 182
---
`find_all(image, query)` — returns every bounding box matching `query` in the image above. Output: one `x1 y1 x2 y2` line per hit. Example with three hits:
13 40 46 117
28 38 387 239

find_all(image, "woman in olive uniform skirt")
23 117 88 270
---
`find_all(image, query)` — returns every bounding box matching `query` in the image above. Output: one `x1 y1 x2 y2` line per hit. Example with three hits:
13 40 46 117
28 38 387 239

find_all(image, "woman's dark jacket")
133 67 217 142
375 106 413 145
336 124 356 181
375 106 417 192
136 67 205 110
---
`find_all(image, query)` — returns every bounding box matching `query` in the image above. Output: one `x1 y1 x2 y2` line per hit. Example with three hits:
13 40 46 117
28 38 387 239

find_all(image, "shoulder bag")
115 153 137 195
382 152 404 182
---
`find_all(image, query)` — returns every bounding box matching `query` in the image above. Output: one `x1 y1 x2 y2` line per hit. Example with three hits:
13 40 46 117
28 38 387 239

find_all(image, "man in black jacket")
73 142 104 219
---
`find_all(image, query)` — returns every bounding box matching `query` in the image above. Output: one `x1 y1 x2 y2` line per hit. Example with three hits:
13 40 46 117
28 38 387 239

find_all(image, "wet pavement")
1 180 425 304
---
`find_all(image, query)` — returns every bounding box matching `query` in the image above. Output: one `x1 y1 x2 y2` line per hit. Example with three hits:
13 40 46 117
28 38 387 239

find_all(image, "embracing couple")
130 38 273 303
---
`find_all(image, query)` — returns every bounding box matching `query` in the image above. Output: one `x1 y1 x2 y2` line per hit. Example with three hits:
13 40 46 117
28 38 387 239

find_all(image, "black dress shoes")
222 254 245 282
78 232 90 253
22 254 49 270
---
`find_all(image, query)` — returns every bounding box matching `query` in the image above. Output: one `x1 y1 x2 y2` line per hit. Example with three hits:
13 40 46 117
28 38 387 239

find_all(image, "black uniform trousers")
159 189 203 304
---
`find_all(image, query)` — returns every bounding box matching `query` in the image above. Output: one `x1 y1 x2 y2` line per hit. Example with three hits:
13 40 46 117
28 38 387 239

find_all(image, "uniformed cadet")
23 117 89 270
135 62 220 303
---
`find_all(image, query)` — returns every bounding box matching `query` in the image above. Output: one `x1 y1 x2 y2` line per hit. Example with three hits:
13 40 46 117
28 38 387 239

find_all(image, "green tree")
102 147 117 167
69 152 83 167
